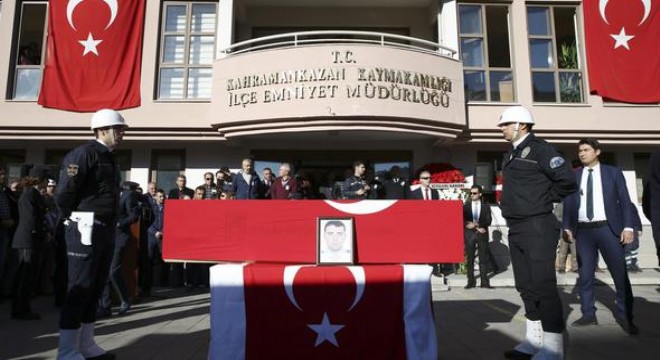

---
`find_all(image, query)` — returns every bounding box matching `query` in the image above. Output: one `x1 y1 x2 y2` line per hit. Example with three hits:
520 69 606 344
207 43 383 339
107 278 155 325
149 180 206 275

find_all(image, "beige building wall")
0 0 657 187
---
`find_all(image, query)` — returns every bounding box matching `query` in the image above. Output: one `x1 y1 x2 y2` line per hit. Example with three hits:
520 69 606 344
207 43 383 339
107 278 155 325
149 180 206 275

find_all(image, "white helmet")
497 106 535 126
91 109 127 130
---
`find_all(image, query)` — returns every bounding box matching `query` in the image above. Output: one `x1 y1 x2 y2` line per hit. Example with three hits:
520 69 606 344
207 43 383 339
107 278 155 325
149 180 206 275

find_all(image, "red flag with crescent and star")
209 264 438 360
38 0 145 111
583 0 660 103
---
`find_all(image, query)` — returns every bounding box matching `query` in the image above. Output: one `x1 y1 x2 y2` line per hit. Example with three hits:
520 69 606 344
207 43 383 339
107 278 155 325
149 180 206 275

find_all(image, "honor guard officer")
498 106 577 360
55 109 128 360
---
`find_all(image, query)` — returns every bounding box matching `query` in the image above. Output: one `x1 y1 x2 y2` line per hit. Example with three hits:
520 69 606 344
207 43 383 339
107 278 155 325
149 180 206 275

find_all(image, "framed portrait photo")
317 217 355 265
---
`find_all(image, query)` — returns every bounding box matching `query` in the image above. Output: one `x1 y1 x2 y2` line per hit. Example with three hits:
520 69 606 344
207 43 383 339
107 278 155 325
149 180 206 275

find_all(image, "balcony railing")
220 31 457 59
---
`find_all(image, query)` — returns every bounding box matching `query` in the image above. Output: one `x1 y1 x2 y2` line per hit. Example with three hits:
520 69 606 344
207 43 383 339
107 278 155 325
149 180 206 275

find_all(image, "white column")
217 0 235 59
437 0 459 60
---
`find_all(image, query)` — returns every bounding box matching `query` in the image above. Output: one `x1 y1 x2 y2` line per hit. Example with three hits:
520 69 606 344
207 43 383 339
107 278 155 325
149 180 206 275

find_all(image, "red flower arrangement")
413 163 466 184
494 172 503 203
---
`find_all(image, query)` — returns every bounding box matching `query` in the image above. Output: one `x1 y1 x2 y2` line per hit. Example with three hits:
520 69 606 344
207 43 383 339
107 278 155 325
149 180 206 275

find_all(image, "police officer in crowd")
342 160 370 199
55 109 128 360
498 106 577 360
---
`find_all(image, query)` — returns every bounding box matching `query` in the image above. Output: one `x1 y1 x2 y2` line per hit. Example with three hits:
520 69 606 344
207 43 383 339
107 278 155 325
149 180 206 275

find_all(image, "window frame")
458 2 515 103
157 1 218 101
526 4 585 104
11 0 48 101
150 149 186 191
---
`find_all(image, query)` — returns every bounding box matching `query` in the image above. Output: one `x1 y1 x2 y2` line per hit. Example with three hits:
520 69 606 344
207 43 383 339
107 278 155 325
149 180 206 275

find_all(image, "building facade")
0 0 657 203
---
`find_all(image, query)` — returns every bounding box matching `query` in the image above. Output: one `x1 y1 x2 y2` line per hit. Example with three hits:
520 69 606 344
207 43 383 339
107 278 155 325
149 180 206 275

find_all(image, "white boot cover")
514 319 543 355
57 328 85 360
79 323 106 358
532 331 564 360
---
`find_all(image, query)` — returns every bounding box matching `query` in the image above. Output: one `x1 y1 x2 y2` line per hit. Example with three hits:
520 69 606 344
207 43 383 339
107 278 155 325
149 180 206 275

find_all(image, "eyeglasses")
205 178 213 181
420 177 431 180
470 192 480 195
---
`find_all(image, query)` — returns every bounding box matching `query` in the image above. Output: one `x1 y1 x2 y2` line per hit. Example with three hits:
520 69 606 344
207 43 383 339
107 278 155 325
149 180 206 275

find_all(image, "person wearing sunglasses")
409 171 438 200
201 172 218 199
463 185 494 289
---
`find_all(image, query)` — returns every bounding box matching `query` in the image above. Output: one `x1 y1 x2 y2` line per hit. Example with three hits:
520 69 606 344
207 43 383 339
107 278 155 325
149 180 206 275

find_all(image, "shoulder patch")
66 164 79 177
549 157 565 169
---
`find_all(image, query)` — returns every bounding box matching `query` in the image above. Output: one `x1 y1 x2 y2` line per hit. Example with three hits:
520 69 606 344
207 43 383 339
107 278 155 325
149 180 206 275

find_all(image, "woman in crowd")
11 167 49 320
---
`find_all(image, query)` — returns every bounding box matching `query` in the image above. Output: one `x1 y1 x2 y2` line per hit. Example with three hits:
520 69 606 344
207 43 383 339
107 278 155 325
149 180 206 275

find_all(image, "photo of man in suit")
463 185 494 289
562 138 638 335
319 220 353 264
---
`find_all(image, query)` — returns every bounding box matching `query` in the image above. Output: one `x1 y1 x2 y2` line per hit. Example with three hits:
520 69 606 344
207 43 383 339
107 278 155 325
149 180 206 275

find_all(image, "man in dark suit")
642 149 660 266
463 185 494 289
383 165 409 199
563 138 637 335
167 175 194 200
148 190 167 286
98 181 140 317
409 171 439 200
259 167 275 199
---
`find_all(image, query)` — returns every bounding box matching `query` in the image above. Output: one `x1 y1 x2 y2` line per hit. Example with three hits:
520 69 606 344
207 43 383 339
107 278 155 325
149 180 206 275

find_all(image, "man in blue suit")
232 158 261 199
562 138 637 335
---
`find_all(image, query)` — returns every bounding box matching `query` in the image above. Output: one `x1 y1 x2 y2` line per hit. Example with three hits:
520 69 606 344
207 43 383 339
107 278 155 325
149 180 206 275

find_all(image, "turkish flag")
38 0 145 111
209 264 437 360
163 200 464 264
583 0 660 103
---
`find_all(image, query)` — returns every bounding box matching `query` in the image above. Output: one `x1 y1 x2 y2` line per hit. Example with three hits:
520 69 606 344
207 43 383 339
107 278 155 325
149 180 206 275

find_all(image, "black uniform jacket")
55 140 120 224
500 133 577 220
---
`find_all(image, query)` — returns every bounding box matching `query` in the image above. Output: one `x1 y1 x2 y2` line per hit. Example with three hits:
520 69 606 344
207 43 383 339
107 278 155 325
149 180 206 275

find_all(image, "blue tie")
586 168 594 221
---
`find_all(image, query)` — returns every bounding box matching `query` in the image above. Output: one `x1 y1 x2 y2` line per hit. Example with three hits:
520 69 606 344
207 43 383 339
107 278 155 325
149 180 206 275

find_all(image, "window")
527 6 584 103
459 4 514 102
0 150 26 183
151 150 185 191
476 151 503 173
11 1 47 100
158 2 217 100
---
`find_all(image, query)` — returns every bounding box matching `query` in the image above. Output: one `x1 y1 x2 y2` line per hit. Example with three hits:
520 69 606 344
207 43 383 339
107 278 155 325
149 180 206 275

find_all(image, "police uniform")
501 133 577 333
342 175 368 199
55 140 120 330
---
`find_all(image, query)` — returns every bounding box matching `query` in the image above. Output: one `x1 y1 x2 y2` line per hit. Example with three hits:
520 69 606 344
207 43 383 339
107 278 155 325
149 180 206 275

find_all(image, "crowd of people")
1 106 659 360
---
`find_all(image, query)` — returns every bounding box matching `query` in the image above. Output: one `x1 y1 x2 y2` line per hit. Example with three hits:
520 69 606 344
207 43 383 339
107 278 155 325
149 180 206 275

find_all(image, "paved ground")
1 269 659 360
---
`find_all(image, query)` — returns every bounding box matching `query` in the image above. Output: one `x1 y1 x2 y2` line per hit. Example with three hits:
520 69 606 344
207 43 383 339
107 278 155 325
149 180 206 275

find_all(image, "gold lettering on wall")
225 50 452 108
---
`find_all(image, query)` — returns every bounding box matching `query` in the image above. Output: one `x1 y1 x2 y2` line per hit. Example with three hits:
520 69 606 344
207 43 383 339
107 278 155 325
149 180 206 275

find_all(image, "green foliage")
558 41 582 103
558 41 578 69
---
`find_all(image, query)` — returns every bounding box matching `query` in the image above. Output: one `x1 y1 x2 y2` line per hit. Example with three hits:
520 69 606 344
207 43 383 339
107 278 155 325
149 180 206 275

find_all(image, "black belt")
577 220 608 229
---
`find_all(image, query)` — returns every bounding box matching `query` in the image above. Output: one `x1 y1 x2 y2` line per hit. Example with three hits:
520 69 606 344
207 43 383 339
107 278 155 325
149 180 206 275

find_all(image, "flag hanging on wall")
38 0 145 111
583 0 660 103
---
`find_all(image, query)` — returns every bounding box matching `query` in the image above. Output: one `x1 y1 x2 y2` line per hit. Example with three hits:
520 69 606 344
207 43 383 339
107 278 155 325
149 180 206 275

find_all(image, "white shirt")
578 163 606 222
421 186 432 200
472 201 481 222
512 133 531 150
